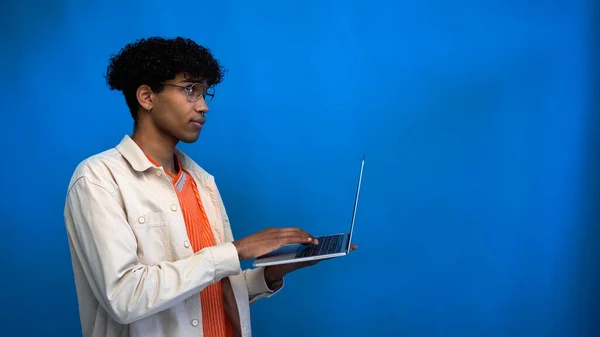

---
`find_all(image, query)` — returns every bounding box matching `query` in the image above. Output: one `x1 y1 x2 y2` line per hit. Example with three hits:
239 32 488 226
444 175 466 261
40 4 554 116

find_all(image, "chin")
179 132 201 144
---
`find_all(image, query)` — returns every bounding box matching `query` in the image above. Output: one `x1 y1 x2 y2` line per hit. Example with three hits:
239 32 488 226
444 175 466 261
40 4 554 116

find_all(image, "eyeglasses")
160 82 215 103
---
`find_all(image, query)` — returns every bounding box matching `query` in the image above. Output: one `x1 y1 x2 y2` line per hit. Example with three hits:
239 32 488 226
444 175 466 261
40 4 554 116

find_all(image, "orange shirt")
147 155 233 337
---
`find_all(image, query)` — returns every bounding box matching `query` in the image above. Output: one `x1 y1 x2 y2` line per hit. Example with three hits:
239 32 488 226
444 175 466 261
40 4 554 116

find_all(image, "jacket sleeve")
65 175 242 324
243 267 284 304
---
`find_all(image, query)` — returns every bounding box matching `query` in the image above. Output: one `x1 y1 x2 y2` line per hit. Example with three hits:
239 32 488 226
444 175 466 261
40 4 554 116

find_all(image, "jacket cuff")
246 266 284 302
204 242 241 280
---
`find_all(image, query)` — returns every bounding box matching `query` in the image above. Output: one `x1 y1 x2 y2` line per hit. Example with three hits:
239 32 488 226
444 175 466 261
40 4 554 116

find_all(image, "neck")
131 123 179 176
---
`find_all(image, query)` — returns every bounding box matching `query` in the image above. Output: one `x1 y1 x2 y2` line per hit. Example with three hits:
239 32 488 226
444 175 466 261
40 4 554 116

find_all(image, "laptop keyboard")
296 234 345 258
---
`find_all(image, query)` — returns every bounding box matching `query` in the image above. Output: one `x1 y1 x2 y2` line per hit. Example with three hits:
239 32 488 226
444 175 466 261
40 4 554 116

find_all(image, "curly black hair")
105 36 226 125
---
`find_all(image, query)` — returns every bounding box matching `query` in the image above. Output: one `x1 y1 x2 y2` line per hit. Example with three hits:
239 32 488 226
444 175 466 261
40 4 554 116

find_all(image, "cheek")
158 103 185 125
153 96 194 128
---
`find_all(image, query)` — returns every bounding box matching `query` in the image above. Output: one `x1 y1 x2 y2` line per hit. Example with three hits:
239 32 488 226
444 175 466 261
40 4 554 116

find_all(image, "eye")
191 84 206 96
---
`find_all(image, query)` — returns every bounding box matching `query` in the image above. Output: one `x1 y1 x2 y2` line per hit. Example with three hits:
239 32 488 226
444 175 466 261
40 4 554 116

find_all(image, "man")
64 36 357 337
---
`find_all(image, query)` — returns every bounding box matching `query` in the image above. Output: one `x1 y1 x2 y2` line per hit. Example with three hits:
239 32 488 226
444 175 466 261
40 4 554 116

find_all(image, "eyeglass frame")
159 81 215 103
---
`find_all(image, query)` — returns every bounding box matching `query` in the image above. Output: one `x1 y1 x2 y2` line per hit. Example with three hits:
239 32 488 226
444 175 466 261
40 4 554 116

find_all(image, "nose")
194 96 209 115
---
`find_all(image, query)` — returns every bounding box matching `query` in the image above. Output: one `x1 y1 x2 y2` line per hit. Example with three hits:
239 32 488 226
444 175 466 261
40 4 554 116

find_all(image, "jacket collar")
115 135 210 179
115 135 154 172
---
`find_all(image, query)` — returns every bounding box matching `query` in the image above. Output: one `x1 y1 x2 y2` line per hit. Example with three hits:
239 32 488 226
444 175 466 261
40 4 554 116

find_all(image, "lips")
190 116 205 125
189 118 204 130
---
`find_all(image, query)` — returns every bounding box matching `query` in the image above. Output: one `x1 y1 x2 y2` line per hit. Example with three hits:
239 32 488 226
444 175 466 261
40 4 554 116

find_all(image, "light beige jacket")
64 135 282 337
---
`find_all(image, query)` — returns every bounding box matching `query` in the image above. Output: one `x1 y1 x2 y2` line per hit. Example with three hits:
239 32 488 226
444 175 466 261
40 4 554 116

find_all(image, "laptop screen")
347 154 365 253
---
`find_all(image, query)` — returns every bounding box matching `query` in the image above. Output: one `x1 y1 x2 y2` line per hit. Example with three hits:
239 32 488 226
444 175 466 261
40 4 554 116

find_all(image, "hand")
264 244 359 285
232 227 318 260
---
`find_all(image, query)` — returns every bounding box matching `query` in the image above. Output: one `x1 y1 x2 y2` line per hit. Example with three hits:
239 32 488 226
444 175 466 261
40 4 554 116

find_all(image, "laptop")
253 154 365 267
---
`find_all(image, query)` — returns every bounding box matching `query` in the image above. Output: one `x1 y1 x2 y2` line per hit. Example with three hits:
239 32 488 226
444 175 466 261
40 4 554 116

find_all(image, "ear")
136 84 155 111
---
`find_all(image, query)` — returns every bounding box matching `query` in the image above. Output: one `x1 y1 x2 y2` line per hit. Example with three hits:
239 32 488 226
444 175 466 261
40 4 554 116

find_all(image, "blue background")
1 0 598 336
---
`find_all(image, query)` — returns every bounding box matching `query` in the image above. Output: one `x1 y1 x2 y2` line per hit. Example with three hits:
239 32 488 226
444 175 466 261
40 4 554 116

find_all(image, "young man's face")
150 73 210 143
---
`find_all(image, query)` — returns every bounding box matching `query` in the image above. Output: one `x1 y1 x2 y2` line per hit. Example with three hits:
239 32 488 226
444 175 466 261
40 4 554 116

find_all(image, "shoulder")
66 148 125 194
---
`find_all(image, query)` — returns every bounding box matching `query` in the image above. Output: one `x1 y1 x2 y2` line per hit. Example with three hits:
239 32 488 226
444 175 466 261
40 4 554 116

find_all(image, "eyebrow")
180 77 205 84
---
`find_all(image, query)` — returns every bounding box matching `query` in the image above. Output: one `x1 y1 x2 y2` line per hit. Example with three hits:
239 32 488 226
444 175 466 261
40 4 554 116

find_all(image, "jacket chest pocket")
130 211 173 264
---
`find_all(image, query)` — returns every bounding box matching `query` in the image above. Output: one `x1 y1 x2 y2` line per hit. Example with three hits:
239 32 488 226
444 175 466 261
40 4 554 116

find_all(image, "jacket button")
191 319 199 327
170 204 178 211
137 216 146 224
184 241 190 248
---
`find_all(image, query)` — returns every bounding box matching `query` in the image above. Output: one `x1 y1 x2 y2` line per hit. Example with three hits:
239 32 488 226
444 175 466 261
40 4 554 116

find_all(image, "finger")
276 229 318 245
305 233 319 245
278 234 317 246
280 228 316 239
350 244 358 251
